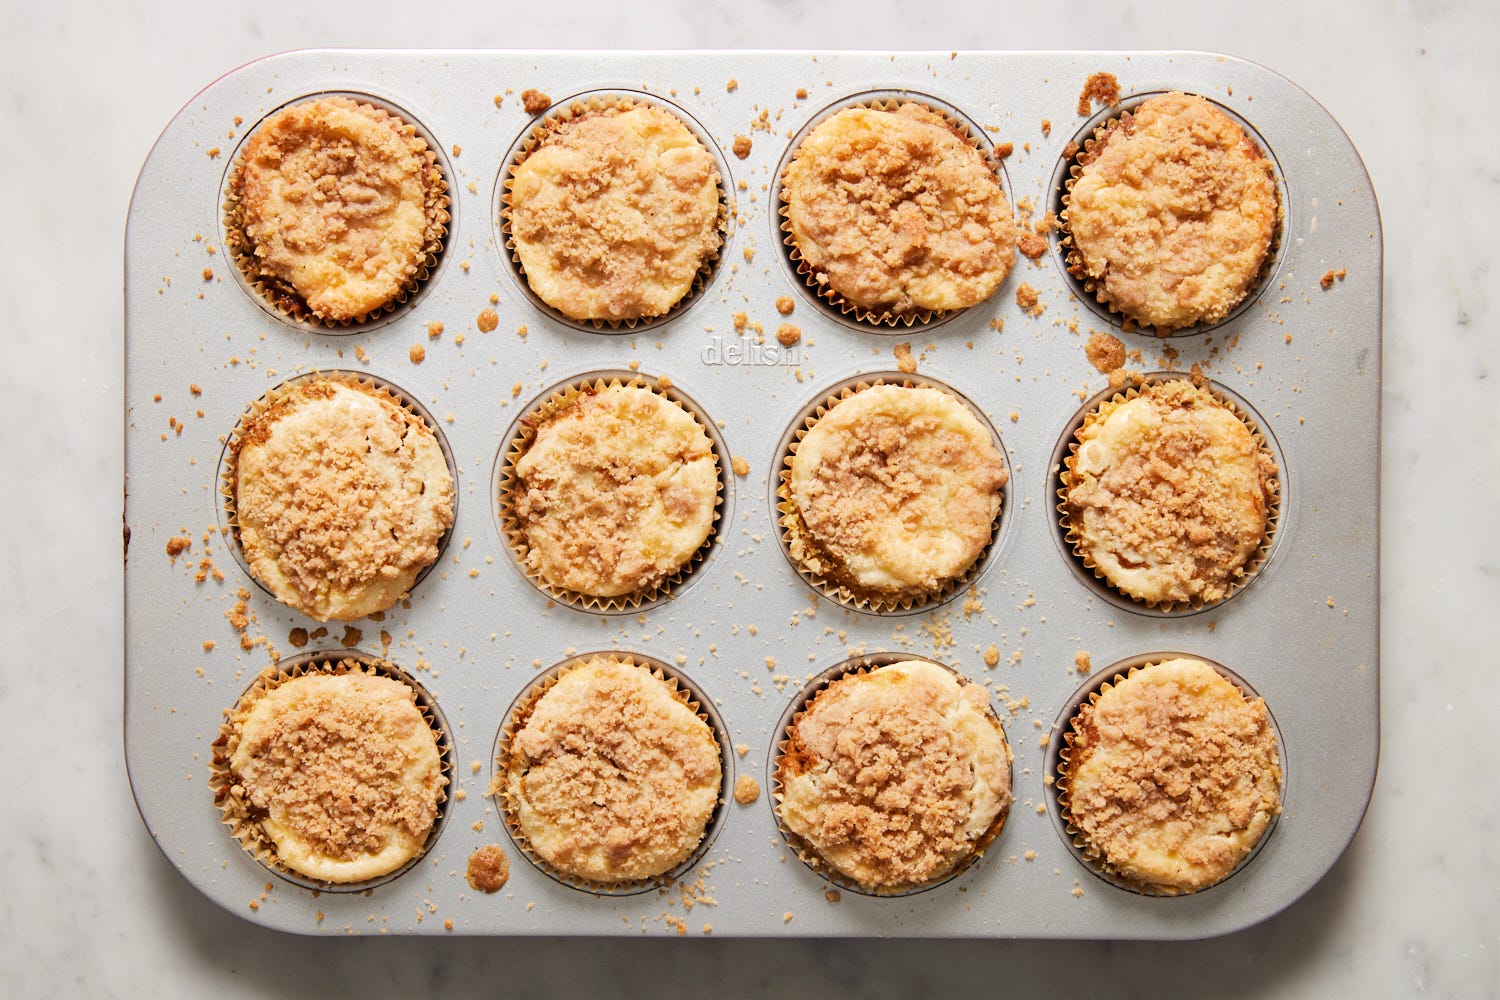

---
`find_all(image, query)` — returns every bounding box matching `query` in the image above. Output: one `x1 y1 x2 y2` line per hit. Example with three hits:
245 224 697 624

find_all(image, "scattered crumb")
1320 268 1347 289
982 644 1000 667
166 536 191 561
1085 332 1126 374
994 141 1014 159
1041 119 1052 137
824 890 841 904
1078 72 1121 116
409 344 426 364
521 89 551 114
1015 283 1044 316
732 135 752 159
1075 650 1092 674
476 308 499 333
202 267 214 281
776 323 801 346
466 845 511 893
1017 233 1047 260
783 911 794 923
428 321 444 339
288 627 309 649
726 78 738 92
775 296 795 315
731 455 751 477
733 774 761 805
207 147 221 159
893 342 917 373
735 743 750 757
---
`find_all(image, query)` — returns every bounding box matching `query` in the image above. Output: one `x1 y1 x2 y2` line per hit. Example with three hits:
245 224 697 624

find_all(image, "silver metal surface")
124 49 1381 938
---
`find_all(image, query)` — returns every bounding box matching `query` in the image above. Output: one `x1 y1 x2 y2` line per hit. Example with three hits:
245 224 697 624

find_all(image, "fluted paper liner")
1054 373 1281 615
774 373 1008 615
1049 653 1285 896
1055 92 1284 337
208 651 454 892
495 371 726 613
776 94 1010 329
223 94 450 330
770 653 1013 896
490 652 731 895
217 369 459 614
497 92 728 332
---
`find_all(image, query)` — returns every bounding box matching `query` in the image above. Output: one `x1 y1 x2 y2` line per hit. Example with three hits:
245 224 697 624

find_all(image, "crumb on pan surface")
502 656 722 884
512 384 717 599
788 384 1005 598
232 378 454 622
234 96 444 322
777 660 1011 891
1064 657 1281 893
1063 379 1275 606
1066 92 1277 331
225 669 445 883
507 106 722 321
781 103 1017 315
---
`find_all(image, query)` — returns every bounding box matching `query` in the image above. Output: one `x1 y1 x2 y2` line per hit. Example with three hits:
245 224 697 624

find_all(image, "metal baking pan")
124 49 1380 938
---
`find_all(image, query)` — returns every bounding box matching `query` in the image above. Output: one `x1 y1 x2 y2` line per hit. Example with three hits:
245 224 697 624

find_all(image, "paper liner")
1054 91 1284 337
1053 373 1282 615
216 369 459 618
1047 653 1285 897
222 94 450 331
496 92 729 332
769 653 1013 896
776 94 1010 329
773 372 1008 615
208 651 454 892
494 371 727 613
490 652 731 895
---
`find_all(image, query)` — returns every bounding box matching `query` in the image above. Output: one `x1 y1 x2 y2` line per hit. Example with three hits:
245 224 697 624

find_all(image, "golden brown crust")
232 377 455 622
506 106 722 322
501 657 722 884
232 97 446 323
222 667 446 883
1062 379 1275 606
511 384 718 599
781 103 1017 317
1065 92 1277 331
1063 658 1281 893
787 384 1005 601
776 661 1011 892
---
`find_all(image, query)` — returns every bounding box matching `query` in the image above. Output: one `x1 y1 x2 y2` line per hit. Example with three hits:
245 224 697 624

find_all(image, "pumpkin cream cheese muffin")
1065 91 1278 331
232 377 454 622
1062 657 1281 894
506 105 722 322
511 384 718 600
787 383 1005 602
231 96 447 323
501 657 722 884
220 668 446 884
781 103 1018 318
776 660 1012 892
1061 378 1276 607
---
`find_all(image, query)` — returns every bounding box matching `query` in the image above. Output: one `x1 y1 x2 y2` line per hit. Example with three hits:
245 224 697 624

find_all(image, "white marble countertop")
3 0 1495 995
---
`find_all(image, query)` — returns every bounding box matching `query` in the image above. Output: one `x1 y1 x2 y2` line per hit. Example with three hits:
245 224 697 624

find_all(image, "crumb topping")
521 89 552 114
227 670 445 883
513 385 718 598
503 657 721 883
733 774 761 805
1066 92 1277 331
1085 332 1126 374
508 107 722 321
233 378 454 622
1063 379 1276 605
1077 72 1121 116
777 661 1011 891
1065 658 1281 892
782 103 1018 315
789 384 1006 597
466 844 511 893
235 97 444 322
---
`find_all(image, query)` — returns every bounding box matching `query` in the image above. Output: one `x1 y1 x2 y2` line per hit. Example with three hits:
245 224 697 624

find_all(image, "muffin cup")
774 372 1010 615
216 369 460 616
490 651 732 895
1052 90 1286 338
222 93 451 332
775 92 1010 330
1051 372 1283 616
494 370 728 614
1045 652 1286 896
496 91 730 333
208 650 454 892
770 653 1012 896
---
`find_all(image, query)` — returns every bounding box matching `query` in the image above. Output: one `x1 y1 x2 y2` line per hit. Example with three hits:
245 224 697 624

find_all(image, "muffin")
503 379 720 605
1059 657 1282 894
226 95 449 325
783 381 1006 609
775 659 1012 893
228 375 455 622
212 659 448 884
780 101 1018 322
1063 91 1278 332
504 102 723 323
498 655 723 886
1060 377 1276 608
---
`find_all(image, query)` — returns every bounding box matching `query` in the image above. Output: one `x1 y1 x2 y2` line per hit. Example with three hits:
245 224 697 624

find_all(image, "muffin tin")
124 49 1381 938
